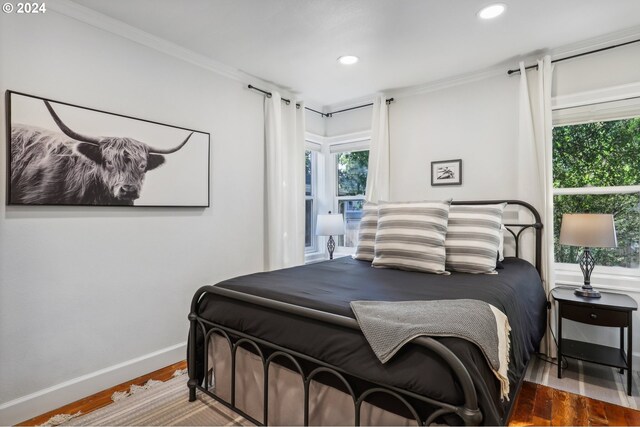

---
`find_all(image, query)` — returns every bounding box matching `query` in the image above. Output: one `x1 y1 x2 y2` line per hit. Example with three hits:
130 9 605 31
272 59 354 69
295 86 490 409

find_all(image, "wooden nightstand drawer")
552 287 637 396
562 303 628 327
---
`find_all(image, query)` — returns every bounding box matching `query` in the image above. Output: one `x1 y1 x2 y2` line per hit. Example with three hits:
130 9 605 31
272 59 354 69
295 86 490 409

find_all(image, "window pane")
553 118 640 189
338 199 364 247
305 150 312 196
305 199 313 247
337 151 369 196
554 193 640 268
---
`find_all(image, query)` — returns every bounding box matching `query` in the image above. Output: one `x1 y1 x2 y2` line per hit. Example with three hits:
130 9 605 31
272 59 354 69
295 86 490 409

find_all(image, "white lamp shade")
316 213 345 236
559 213 617 248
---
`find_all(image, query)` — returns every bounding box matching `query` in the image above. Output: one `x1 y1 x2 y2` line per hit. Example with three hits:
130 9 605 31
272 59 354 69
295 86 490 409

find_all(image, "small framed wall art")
431 159 462 186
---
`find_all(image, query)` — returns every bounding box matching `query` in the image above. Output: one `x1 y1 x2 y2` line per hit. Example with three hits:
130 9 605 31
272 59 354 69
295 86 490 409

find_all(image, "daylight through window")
552 116 640 270
336 150 369 247
305 150 317 251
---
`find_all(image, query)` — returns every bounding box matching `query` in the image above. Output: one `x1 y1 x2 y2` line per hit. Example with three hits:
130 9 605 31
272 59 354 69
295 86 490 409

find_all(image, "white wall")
0 8 269 424
554 42 640 97
305 107 325 136
320 74 521 202
325 105 372 137
389 75 520 201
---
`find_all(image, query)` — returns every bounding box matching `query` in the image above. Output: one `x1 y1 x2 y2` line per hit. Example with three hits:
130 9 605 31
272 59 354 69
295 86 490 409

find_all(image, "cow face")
76 138 165 201
43 100 193 203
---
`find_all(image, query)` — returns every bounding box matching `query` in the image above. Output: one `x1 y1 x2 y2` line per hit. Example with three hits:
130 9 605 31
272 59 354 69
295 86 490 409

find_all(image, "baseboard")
0 342 186 426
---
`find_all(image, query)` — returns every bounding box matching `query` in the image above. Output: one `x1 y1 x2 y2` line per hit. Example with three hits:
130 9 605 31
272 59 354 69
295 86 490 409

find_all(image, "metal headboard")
451 200 543 277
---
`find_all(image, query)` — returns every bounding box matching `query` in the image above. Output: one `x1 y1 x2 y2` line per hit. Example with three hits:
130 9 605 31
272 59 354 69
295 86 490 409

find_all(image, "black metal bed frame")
187 200 543 426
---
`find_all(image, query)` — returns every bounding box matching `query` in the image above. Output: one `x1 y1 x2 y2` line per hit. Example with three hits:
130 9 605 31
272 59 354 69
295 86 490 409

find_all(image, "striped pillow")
353 203 378 261
372 200 452 274
445 203 507 274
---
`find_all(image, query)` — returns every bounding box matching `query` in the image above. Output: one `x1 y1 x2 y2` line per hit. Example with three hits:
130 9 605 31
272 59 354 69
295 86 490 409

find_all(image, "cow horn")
148 132 194 154
43 101 102 145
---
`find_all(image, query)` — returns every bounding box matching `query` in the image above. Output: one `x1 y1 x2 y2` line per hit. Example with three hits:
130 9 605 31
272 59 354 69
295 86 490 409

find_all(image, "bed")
187 200 548 426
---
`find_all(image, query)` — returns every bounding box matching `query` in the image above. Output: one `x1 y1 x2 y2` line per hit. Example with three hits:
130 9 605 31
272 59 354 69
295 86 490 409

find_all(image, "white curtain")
365 95 391 203
264 92 306 270
518 56 556 356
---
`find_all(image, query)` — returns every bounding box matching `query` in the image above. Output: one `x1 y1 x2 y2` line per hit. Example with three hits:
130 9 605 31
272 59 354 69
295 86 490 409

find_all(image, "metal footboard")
188 286 483 426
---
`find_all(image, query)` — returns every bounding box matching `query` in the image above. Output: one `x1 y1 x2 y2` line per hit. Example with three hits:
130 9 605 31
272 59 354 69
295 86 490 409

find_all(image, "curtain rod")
507 38 640 75
248 84 324 116
248 84 394 117
248 84 295 105
325 98 394 117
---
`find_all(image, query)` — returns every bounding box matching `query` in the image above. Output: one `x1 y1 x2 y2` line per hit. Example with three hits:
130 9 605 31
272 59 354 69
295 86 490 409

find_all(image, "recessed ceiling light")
478 3 506 19
337 55 359 65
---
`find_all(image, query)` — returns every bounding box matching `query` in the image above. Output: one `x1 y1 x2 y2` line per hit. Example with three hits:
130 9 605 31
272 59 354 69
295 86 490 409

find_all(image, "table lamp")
316 212 345 260
559 213 617 298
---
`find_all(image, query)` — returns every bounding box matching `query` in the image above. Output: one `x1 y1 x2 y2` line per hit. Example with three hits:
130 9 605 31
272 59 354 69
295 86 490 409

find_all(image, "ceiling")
71 0 640 106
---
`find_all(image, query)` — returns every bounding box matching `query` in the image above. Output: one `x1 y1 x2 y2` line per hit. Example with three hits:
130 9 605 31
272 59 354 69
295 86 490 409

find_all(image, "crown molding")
386 65 506 100
547 24 640 61
47 1 640 112
324 94 377 114
48 0 292 97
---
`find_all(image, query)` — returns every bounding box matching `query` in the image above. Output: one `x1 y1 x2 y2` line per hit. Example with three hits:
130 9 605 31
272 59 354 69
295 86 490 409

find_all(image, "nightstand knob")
590 313 598 319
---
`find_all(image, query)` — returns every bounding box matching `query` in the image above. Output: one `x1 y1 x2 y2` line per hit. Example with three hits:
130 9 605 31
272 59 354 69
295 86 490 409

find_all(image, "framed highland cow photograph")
6 91 210 207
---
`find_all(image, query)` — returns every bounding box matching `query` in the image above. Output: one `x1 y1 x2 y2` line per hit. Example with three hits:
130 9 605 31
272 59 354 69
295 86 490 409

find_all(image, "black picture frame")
431 159 462 186
5 90 211 208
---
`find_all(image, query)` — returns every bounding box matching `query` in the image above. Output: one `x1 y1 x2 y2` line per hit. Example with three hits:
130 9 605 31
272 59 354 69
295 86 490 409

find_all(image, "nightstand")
552 287 637 396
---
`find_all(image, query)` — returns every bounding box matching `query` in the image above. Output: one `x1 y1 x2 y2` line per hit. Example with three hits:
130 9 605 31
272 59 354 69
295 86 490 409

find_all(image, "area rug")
47 373 251 426
42 357 640 425
525 354 640 410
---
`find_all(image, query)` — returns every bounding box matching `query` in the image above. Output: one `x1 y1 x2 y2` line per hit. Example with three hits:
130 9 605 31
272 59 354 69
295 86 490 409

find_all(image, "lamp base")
576 248 600 298
327 235 335 260
574 286 601 299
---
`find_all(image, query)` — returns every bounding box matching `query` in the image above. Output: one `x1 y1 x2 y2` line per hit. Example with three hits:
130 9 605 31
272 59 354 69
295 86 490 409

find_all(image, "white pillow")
444 203 507 274
498 225 506 262
353 203 378 261
372 200 451 274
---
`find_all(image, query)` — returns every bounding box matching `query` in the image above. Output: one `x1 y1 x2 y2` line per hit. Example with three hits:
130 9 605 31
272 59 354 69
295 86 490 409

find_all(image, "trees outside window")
336 150 369 247
553 117 640 269
303 142 370 255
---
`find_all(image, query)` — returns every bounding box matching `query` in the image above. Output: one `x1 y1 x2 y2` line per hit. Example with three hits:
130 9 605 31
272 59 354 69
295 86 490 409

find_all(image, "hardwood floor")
508 381 640 426
18 361 640 426
18 361 187 426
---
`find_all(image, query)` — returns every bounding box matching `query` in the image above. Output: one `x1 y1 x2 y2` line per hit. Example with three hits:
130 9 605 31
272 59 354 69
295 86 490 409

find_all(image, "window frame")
304 131 371 263
332 144 370 253
552 98 640 280
304 144 321 254
335 195 367 249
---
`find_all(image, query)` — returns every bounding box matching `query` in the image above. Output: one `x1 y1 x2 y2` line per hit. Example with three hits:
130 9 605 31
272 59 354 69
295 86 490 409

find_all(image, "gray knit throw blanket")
350 299 511 400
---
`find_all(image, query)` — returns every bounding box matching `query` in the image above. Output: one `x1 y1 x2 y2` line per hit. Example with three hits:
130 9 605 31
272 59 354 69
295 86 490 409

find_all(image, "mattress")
193 256 547 425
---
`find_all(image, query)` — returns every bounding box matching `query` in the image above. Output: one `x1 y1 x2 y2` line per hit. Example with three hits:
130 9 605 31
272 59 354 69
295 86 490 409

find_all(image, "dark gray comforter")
194 257 547 425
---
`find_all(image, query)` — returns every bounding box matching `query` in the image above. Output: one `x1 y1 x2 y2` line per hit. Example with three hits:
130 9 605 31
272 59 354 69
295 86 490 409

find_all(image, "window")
335 150 369 247
303 132 370 262
552 116 640 271
305 150 317 251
